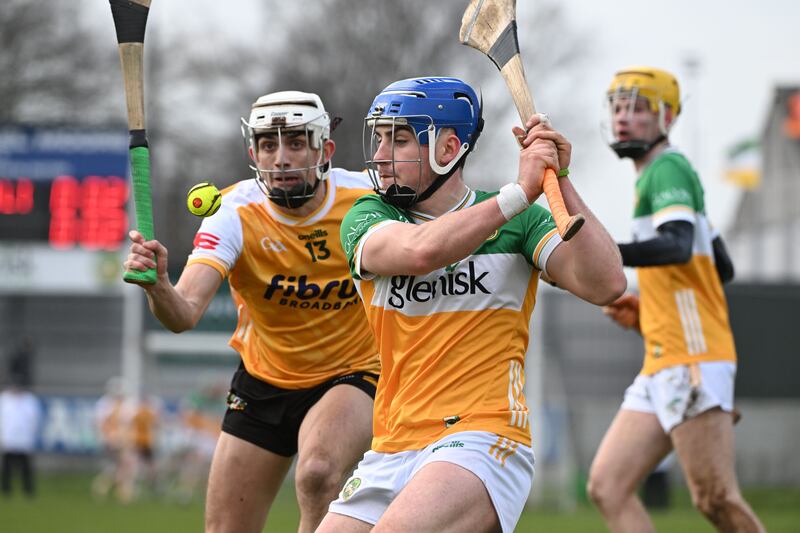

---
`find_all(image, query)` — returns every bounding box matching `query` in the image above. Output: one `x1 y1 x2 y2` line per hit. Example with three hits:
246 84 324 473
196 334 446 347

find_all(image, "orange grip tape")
542 168 585 241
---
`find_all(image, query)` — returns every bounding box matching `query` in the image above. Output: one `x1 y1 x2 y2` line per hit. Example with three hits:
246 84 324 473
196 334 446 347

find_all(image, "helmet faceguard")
605 67 681 159
363 77 483 208
241 91 331 208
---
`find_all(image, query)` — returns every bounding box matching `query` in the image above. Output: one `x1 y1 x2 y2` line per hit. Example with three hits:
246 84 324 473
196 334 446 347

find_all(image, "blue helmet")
366 77 482 146
364 77 483 208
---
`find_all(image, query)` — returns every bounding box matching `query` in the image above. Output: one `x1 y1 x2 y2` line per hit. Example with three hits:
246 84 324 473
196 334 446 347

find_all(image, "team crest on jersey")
260 237 287 253
443 415 461 428
341 477 361 501
652 343 663 358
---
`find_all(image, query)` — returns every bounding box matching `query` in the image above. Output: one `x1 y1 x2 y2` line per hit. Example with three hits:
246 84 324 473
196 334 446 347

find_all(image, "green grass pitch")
3 474 799 532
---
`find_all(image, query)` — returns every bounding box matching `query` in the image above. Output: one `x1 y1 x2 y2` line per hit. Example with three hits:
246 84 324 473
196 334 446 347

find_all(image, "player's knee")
586 471 617 511
295 455 340 500
204 512 222 533
692 482 739 523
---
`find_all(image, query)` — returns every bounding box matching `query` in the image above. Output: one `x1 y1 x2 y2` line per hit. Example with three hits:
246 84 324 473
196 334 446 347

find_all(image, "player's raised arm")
537 175 625 306
125 230 222 332
514 117 625 306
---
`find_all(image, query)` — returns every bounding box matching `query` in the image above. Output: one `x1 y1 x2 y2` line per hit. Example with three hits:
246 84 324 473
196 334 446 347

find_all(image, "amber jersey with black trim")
186 169 380 389
341 189 562 453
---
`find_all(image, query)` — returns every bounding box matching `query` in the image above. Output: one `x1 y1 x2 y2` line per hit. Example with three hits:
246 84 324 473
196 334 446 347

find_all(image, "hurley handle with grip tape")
110 0 157 284
460 0 584 240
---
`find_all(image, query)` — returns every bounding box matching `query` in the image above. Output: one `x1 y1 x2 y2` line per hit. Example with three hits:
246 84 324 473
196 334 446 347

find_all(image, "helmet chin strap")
381 146 469 209
611 134 666 160
381 183 418 209
382 125 471 208
414 134 471 204
266 177 321 208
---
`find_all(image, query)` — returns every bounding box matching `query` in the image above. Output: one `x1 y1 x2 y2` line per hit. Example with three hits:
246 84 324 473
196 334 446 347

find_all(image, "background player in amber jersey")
587 67 764 533
124 91 379 533
316 77 625 533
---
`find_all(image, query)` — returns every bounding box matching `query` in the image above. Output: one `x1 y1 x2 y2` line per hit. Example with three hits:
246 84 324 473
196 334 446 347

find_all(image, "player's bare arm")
542 178 626 306
517 117 625 305
360 199 507 276
125 230 223 332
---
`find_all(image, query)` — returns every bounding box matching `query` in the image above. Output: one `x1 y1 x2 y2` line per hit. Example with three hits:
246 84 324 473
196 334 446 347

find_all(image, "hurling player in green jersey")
588 66 764 533
317 77 625 533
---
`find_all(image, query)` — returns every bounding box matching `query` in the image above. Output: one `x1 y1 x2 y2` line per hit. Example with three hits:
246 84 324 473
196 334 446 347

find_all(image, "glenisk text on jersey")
387 261 490 309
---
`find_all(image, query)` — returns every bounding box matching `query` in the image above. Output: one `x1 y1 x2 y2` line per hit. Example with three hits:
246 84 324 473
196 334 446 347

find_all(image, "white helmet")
241 91 332 207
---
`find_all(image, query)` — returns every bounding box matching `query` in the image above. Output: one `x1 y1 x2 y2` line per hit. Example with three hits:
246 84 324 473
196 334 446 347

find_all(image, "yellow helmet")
607 66 681 116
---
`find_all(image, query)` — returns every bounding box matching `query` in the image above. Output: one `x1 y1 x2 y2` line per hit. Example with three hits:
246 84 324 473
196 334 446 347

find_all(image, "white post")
526 289 577 511
120 280 143 401
526 291 545 507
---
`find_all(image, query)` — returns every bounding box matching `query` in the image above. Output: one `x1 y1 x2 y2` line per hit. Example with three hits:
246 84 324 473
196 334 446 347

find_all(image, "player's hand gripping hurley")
460 0 584 240
110 0 157 284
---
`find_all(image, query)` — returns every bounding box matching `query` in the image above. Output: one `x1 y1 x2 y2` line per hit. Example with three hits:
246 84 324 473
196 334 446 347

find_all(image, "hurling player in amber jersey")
588 67 764 533
315 77 625 533
124 91 379 533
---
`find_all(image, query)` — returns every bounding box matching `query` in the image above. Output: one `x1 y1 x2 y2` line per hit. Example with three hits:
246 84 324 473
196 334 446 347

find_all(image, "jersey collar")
407 187 475 224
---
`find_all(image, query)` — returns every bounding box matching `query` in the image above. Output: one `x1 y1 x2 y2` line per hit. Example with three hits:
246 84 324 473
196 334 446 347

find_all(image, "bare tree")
255 0 491 171
0 1 590 265
147 1 592 264
0 1 120 125
248 0 592 184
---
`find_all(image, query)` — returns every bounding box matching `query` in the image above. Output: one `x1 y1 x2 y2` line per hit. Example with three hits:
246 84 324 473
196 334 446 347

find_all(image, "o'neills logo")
297 228 328 240
388 261 490 309
264 274 359 310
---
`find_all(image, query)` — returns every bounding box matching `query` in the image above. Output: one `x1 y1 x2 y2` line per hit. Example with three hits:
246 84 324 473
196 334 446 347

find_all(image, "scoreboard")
0 127 130 250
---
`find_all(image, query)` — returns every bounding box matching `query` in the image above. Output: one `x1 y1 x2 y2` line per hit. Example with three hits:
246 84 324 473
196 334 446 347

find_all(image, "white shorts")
328 431 535 533
621 361 736 432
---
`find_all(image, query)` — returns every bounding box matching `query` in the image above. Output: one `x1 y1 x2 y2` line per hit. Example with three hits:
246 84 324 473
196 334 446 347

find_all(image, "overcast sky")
88 0 799 240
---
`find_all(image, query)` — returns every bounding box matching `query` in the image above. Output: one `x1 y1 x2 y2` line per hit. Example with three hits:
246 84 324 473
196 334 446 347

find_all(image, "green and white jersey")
340 189 560 452
632 149 736 375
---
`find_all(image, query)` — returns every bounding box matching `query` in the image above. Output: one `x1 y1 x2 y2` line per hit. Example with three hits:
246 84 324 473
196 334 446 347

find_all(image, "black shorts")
136 445 154 461
221 363 378 457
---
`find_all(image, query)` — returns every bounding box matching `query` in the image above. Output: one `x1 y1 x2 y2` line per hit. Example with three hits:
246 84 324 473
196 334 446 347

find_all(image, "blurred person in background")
0 373 42 498
127 395 161 499
8 337 34 389
167 383 225 504
317 77 624 533
124 91 380 533
587 66 764 533
92 377 134 503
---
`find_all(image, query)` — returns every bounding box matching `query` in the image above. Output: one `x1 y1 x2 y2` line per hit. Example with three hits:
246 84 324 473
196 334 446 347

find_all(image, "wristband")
557 167 569 177
496 183 530 221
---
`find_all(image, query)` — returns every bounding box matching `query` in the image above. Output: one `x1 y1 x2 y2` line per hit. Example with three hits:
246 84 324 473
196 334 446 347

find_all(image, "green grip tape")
123 146 157 285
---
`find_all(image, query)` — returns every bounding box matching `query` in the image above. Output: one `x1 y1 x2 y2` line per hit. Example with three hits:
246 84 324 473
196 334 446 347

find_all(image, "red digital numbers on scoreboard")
48 175 129 250
0 177 34 215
